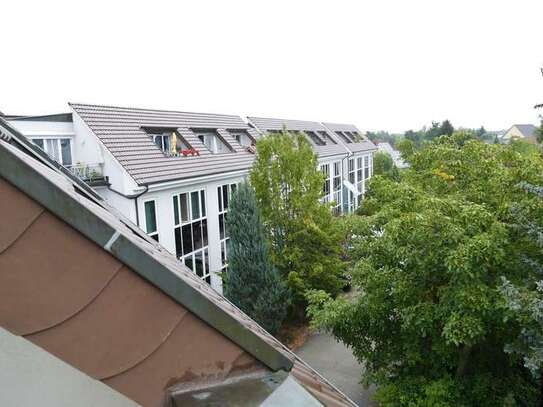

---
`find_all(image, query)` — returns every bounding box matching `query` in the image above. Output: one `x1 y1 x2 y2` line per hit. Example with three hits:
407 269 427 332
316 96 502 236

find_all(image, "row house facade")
6 103 377 292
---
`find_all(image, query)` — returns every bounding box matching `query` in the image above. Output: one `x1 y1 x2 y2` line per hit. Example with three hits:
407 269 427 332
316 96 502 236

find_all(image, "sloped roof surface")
70 103 260 185
322 122 377 153
514 124 537 138
0 119 357 407
248 116 349 158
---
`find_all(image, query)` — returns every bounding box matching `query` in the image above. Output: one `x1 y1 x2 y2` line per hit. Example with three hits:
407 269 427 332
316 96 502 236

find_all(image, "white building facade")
7 104 376 293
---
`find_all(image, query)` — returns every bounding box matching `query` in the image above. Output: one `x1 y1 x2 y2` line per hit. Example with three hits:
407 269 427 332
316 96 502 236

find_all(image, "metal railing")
66 163 105 182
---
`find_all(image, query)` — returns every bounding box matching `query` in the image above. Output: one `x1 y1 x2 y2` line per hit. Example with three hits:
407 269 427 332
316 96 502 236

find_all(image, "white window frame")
152 134 171 153
320 163 331 204
142 199 159 242
172 188 211 284
217 183 238 274
31 137 73 166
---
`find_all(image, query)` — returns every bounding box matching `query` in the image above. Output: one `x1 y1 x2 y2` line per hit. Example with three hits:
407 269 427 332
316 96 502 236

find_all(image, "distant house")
0 118 356 406
502 124 538 143
376 142 408 169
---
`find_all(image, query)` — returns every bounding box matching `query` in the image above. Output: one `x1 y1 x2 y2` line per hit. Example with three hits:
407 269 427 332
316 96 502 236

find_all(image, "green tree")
250 130 346 311
223 182 289 335
308 136 543 405
372 151 400 180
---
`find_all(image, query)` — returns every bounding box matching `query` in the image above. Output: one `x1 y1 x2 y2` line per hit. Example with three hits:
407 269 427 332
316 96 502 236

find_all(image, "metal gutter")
0 136 293 373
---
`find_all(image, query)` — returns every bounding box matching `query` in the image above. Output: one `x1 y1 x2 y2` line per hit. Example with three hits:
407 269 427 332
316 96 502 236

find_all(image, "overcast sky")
1 0 542 133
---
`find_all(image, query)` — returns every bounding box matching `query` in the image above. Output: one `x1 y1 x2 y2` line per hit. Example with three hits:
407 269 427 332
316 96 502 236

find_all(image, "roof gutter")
107 184 149 227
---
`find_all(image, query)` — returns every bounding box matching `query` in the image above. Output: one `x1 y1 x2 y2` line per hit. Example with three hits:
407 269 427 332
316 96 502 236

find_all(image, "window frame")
172 188 211 283
217 183 238 274
31 137 73 166
142 199 160 242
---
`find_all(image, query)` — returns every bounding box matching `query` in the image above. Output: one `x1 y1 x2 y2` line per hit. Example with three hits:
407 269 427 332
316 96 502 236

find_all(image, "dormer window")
304 131 325 146
143 127 193 156
335 131 353 144
195 130 234 154
319 131 337 145
228 129 255 147
152 133 171 152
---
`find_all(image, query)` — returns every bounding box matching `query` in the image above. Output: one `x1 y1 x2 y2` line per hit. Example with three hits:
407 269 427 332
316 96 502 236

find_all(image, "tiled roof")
0 118 358 407
514 124 537 138
248 116 350 158
70 103 260 185
322 122 377 153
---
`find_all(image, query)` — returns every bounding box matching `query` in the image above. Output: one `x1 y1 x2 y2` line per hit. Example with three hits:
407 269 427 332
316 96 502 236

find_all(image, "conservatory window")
173 190 210 283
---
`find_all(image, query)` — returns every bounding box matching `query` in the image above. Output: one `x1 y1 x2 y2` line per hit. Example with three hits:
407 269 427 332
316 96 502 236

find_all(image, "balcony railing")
67 163 105 183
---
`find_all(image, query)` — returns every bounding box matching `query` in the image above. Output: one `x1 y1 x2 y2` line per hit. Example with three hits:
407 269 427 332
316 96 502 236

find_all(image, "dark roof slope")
248 116 349 158
514 124 537 138
70 103 260 185
322 122 377 153
0 118 357 407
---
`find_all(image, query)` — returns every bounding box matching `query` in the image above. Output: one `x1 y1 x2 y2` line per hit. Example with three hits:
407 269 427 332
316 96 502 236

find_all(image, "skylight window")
195 130 234 154
319 131 337 145
304 131 325 146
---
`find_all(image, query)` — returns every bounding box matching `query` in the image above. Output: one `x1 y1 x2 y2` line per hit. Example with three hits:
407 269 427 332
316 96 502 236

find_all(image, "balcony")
67 163 107 185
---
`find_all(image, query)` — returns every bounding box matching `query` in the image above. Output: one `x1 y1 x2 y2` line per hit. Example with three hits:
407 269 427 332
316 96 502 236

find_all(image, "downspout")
107 182 149 227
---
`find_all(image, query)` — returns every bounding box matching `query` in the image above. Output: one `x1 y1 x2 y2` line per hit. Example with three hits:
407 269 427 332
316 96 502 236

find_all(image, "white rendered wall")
136 173 248 293
7 120 74 138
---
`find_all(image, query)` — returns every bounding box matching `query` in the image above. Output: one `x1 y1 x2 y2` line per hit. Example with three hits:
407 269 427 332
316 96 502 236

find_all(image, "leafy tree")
308 135 543 405
250 130 346 311
372 151 400 180
223 182 289 335
536 119 543 144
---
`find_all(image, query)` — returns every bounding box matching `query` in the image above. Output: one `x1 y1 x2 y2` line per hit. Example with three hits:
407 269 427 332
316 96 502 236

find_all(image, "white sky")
1 0 542 133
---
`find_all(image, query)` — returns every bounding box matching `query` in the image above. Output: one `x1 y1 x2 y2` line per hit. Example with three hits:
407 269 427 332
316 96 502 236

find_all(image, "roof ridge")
69 102 242 119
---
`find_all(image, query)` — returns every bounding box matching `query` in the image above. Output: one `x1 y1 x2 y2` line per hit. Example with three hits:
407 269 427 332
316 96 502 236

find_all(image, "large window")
32 138 72 166
143 200 159 242
217 183 238 274
347 157 365 212
356 157 363 193
173 190 210 283
364 155 370 180
320 164 331 203
332 161 342 215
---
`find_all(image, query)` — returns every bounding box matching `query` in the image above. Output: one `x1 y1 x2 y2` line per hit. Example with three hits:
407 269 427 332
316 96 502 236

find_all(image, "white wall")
7 120 74 137
136 173 248 293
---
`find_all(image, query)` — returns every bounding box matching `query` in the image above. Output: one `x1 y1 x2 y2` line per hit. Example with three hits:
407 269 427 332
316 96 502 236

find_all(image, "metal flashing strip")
0 139 293 373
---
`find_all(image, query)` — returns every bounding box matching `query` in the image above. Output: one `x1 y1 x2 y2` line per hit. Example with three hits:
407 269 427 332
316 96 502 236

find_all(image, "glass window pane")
191 191 200 220
173 196 179 225
219 213 225 240
200 190 206 217
182 224 193 255
144 201 157 233
180 193 189 222
192 220 202 250
204 248 209 275
195 251 204 277
222 185 229 210
231 184 237 195
223 212 228 238
202 219 208 246
46 139 60 161
33 139 44 149
184 255 194 272
151 234 159 242
174 227 182 258
217 186 223 212
60 139 72 166
221 241 226 265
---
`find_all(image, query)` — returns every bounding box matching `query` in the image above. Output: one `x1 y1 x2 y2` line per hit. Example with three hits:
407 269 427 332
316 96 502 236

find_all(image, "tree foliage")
223 182 289 335
308 135 543 405
372 151 400 180
250 130 346 310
